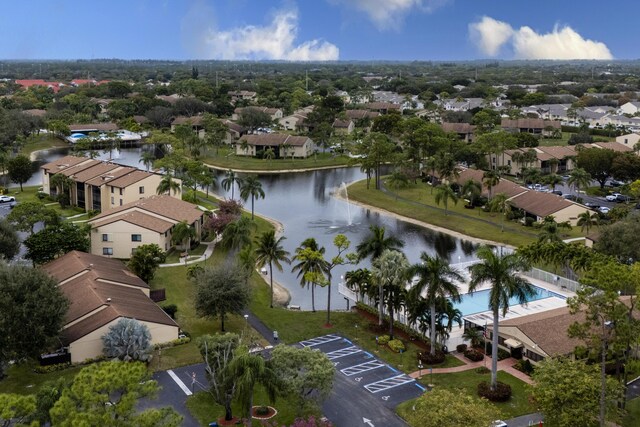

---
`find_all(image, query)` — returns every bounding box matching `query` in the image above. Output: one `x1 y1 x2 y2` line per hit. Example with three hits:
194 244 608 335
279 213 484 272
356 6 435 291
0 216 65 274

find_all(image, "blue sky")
0 0 635 61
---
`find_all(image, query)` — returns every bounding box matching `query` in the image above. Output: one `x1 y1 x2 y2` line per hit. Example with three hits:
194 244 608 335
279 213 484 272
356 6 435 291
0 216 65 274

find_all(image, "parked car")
563 194 577 201
584 201 600 210
616 194 631 203
605 193 622 202
551 190 562 196
599 206 611 214
0 195 15 203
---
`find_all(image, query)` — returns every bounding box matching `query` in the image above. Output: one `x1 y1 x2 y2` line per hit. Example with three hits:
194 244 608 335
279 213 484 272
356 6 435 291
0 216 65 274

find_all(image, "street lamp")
417 361 423 379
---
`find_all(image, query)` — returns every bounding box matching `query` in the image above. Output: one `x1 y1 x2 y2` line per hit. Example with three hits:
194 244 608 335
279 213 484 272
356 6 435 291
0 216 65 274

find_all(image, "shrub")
87 209 99 218
418 350 445 365
154 337 191 350
475 366 490 374
523 217 535 227
36 191 47 200
477 381 512 402
102 318 153 362
388 339 405 353
484 343 511 361
377 335 390 345
162 304 178 319
33 362 72 374
57 193 70 208
464 349 484 362
456 344 468 353
514 359 535 376
255 406 270 416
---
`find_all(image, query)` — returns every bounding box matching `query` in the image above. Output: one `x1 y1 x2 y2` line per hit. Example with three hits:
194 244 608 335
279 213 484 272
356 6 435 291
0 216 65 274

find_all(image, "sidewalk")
408 352 534 385
159 240 217 268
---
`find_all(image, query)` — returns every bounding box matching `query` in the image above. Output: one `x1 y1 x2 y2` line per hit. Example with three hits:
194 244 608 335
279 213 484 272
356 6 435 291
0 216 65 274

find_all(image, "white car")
491 421 508 427
605 193 621 202
0 195 15 203
598 206 611 214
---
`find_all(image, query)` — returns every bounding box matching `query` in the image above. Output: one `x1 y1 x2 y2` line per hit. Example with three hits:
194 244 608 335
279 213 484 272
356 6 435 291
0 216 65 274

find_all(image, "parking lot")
300 335 425 427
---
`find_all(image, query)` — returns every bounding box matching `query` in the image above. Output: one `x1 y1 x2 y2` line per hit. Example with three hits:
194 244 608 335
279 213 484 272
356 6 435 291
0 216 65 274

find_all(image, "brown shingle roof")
592 142 633 152
172 116 203 126
537 145 577 158
107 170 155 188
441 122 476 134
84 166 137 187
509 190 573 217
501 119 561 130
332 119 353 128
90 195 203 225
91 210 174 233
346 109 379 120
240 134 310 147
41 155 93 173
70 163 121 184
23 108 47 117
365 102 400 111
58 159 102 178
69 123 119 132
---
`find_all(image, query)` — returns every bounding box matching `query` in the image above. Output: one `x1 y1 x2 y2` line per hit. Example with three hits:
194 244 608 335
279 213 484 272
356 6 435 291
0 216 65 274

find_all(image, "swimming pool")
454 286 565 316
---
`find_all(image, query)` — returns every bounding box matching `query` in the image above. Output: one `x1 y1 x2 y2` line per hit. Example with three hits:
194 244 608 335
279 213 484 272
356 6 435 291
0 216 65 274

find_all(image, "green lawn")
0 362 83 395
202 147 352 172
20 134 69 157
623 397 640 427
9 185 86 218
538 132 614 147
397 370 535 422
163 244 208 264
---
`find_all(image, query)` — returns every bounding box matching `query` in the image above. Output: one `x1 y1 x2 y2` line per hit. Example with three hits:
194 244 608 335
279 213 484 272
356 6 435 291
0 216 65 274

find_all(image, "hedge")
478 380 512 402
417 350 446 365
464 349 484 362
388 339 406 353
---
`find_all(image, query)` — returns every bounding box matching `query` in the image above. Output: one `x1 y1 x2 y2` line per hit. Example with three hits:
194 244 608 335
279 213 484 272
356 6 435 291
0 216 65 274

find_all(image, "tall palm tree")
434 184 459 216
345 268 372 303
577 211 599 234
408 253 463 355
255 230 291 308
537 216 572 243
371 249 409 338
221 169 243 200
221 216 255 253
263 147 275 161
231 349 280 421
239 175 265 220
356 225 405 325
433 297 463 347
543 173 562 191
291 238 329 312
139 151 155 171
567 167 592 195
461 178 481 206
49 173 73 201
171 221 196 254
468 246 535 391
488 192 511 232
156 173 181 196
356 225 405 262
483 170 500 200
462 326 483 348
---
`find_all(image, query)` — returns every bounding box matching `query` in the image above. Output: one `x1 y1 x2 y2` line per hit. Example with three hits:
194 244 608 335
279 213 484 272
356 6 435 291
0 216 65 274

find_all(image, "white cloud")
190 7 338 61
468 16 514 57
330 0 450 30
469 16 613 60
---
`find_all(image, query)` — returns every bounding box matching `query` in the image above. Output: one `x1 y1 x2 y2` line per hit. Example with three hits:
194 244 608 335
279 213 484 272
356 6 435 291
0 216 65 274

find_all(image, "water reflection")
30 147 480 310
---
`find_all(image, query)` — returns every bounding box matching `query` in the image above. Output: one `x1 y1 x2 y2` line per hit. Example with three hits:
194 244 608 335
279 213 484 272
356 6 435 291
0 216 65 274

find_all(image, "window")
119 199 123 206
131 234 142 242
139 186 144 194
111 187 114 194
102 234 109 242
111 196 114 204
119 188 122 195
103 248 113 256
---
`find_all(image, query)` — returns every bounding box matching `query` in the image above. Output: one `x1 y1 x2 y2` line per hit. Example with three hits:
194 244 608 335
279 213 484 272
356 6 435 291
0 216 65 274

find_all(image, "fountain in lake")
307 182 361 234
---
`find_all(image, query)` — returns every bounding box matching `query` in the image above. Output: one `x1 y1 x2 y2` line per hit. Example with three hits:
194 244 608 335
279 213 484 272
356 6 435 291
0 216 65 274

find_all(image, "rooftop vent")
106 297 112 303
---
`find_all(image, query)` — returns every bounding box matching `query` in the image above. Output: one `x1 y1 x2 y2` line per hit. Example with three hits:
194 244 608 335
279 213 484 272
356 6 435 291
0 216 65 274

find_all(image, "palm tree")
543 173 562 191
291 238 329 312
461 179 481 206
434 184 459 216
483 170 500 200
462 327 483 348
356 226 405 326
356 225 405 262
385 171 410 199
221 169 243 200
468 246 535 391
408 253 463 355
240 139 250 156
171 221 196 255
424 156 438 194
49 173 73 200
521 167 540 185
577 211 599 234
537 216 572 243
488 192 511 232
434 298 463 347
255 230 291 308
604 123 616 137
263 147 275 161
156 173 181 196
239 175 265 220
139 151 155 171
231 349 280 421
567 167 592 195
345 268 372 303
371 249 409 338
220 216 255 253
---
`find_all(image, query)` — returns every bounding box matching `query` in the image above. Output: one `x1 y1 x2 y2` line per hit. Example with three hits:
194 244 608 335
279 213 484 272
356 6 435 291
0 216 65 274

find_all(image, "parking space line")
364 374 415 393
326 346 361 360
299 334 341 347
340 360 385 376
167 370 192 396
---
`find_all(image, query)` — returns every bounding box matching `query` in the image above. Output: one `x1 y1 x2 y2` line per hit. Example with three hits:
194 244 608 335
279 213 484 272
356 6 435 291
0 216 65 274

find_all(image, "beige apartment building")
237 134 315 158
41 155 182 213
41 251 179 363
88 195 204 258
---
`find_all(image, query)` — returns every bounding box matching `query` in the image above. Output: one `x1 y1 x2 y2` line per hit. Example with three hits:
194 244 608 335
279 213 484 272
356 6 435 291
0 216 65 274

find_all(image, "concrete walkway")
159 240 217 268
408 352 534 385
